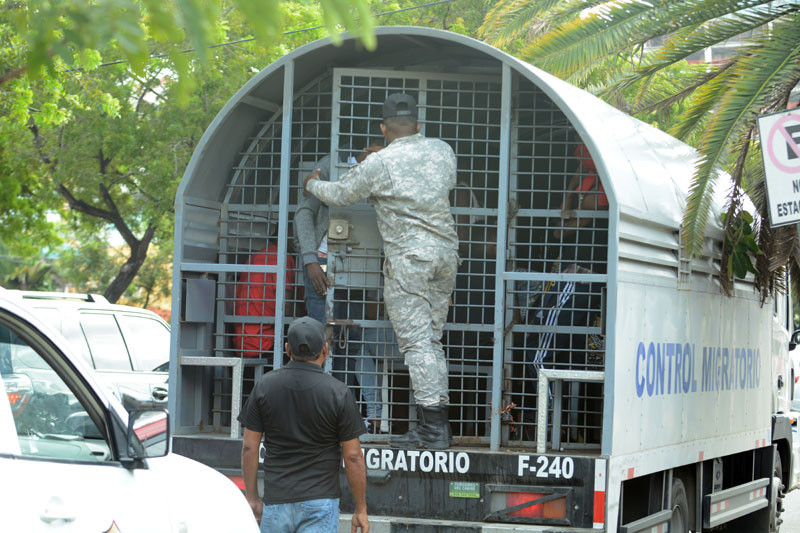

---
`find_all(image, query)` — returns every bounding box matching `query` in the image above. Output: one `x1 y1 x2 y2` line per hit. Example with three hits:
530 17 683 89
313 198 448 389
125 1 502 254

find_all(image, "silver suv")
7 291 170 409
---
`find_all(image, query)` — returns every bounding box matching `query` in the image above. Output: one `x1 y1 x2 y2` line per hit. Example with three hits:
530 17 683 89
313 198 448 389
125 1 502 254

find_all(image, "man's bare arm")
342 438 369 533
242 428 263 523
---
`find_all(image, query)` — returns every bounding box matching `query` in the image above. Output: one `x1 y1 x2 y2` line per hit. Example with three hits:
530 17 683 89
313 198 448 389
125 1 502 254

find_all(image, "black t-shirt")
237 360 366 504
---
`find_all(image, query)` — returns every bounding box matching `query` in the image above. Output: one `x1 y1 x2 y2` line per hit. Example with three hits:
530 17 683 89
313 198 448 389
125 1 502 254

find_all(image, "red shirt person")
233 244 296 357
572 144 608 208
555 143 608 239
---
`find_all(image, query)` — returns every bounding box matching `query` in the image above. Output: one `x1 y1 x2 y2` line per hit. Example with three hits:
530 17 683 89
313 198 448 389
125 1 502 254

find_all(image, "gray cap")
287 316 325 357
383 93 418 119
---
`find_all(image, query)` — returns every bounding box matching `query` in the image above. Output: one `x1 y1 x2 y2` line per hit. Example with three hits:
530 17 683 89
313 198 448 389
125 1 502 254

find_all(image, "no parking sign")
758 109 800 227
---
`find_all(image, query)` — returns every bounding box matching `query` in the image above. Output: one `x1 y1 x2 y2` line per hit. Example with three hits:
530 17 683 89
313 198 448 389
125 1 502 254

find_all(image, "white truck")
168 26 797 531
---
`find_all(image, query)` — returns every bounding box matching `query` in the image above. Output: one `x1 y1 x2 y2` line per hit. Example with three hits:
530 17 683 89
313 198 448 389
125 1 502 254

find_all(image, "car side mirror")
127 409 170 459
790 329 800 351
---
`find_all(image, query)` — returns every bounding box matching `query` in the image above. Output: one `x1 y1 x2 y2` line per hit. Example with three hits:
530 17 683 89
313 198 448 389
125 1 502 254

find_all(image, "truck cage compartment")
172 57 608 453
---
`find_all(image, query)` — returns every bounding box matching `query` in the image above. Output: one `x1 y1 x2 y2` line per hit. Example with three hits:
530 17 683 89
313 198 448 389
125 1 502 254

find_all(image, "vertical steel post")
215 205 229 357
273 60 295 369
490 64 512 450
168 202 184 433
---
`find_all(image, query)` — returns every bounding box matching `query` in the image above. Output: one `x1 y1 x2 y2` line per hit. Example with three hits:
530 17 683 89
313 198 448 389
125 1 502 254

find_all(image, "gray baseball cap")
383 93 418 119
287 316 325 357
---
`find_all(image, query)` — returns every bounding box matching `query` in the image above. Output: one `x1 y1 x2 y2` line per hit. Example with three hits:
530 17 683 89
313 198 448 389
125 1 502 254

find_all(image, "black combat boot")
388 406 426 449
420 404 451 450
441 404 454 446
389 405 450 450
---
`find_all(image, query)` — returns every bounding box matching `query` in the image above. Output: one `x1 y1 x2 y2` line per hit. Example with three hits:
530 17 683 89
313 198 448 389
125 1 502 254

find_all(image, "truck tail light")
226 474 247 492
506 492 567 519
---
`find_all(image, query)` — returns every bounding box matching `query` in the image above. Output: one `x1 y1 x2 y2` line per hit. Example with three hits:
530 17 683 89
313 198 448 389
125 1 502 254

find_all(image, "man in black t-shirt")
239 316 369 533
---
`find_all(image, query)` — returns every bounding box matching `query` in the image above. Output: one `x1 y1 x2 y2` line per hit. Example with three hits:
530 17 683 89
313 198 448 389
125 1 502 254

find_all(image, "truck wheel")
770 453 784 533
670 477 690 533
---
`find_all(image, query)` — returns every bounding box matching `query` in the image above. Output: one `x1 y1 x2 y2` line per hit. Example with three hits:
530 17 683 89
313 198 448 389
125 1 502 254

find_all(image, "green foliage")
1 0 492 301
2 0 376 83
121 242 173 307
0 242 59 291
721 209 761 279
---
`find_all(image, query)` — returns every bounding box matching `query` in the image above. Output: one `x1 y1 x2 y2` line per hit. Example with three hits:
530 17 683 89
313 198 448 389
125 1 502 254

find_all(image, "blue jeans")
358 327 400 421
303 258 327 325
261 498 339 533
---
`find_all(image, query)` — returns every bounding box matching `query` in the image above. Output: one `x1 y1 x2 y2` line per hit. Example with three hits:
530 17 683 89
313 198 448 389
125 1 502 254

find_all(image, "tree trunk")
56 182 158 304
103 224 156 303
29 121 163 304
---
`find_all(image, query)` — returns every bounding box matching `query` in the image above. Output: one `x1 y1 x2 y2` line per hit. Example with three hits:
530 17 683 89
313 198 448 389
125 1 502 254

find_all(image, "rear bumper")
339 514 599 532
341 447 605 529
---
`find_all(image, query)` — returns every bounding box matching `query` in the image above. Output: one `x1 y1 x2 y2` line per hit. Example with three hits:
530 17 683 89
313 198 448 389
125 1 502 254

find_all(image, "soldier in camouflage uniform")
304 93 459 450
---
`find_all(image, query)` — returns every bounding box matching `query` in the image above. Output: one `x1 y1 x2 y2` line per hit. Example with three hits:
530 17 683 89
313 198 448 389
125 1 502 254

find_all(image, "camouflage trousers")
383 248 459 407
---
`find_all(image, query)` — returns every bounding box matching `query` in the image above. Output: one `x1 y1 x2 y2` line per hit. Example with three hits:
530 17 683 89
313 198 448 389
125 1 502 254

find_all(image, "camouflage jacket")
306 134 459 257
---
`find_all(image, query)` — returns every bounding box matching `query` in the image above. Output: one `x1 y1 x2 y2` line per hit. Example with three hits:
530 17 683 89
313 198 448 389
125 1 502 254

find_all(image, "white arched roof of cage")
177 26 729 236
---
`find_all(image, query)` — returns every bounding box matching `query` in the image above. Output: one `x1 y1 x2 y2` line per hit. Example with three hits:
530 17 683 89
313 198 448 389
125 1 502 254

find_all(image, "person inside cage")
516 263 601 378
513 260 605 444
553 142 608 240
354 287 400 434
232 236 296 359
295 138 386 432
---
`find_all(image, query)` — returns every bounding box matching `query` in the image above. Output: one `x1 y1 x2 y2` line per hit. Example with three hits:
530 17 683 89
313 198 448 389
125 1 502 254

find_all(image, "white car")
6 291 170 409
0 293 258 532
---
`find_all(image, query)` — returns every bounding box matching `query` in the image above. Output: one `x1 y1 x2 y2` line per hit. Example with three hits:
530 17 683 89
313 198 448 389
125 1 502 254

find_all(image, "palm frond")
743 149 766 206
520 0 662 77
562 53 636 87
480 0 574 47
543 0 616 32
727 127 754 188
682 14 800 257
792 245 800 305
521 0 771 80
668 64 733 140
610 2 793 93
631 62 722 114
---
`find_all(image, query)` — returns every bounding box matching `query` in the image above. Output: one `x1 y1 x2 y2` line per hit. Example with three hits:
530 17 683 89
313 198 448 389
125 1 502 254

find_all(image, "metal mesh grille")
504 79 607 447
323 71 503 443
187 68 608 448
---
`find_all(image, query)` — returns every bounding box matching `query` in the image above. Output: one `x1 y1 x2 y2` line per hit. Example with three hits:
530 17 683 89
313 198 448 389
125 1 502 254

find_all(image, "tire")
670 477 690 533
770 452 785 533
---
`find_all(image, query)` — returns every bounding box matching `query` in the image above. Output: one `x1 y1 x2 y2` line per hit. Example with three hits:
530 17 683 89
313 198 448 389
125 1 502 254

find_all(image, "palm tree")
480 0 800 299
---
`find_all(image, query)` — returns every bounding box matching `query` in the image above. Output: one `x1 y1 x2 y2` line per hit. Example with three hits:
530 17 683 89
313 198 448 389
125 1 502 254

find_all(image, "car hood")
146 453 259 532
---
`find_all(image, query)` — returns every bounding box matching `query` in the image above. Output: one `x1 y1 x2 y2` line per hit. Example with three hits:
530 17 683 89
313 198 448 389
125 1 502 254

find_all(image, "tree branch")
98 182 139 248
96 148 111 175
0 65 28 86
57 183 116 223
27 116 57 171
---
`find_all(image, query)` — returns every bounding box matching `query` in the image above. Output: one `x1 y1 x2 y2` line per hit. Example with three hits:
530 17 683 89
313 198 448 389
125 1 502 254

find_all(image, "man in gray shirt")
304 94 459 450
294 146 384 431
